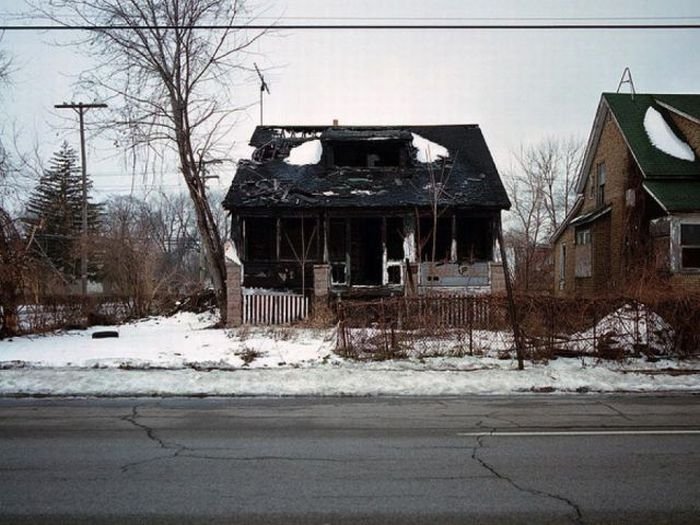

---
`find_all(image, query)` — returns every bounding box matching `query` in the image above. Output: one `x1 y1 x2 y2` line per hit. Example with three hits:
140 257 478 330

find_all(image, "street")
0 395 699 524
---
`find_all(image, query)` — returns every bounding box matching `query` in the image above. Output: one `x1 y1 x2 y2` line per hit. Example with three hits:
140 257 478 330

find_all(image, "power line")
3 13 700 21
1 23 700 31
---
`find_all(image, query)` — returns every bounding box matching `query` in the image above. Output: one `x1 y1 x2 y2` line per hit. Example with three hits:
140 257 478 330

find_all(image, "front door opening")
351 218 382 285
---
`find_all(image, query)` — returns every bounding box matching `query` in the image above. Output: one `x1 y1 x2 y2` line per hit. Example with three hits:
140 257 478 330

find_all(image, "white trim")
656 100 700 125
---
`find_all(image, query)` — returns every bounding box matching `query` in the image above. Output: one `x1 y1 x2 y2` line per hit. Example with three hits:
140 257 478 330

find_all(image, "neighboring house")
222 124 511 312
552 93 700 296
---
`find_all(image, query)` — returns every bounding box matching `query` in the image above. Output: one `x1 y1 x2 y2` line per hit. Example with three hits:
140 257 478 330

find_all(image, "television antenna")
616 67 636 98
254 63 270 125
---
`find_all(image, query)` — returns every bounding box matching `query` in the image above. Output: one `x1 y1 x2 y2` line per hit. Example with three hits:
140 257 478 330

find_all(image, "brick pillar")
490 262 506 293
313 264 330 298
226 261 242 327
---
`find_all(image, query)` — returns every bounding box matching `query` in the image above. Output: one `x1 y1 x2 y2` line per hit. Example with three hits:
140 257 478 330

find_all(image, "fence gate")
242 292 309 325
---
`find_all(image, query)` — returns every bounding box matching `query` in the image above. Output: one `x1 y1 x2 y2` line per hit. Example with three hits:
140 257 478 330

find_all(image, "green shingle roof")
603 93 700 213
603 93 700 178
643 181 700 213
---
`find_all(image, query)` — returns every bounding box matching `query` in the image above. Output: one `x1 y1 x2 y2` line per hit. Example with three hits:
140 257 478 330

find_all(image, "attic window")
329 140 407 168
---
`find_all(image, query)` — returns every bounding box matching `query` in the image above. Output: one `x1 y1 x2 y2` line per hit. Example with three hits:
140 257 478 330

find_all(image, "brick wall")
667 111 700 153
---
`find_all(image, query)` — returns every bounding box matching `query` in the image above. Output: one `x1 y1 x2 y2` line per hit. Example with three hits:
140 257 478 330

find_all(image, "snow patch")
224 240 241 266
285 140 323 165
643 107 695 162
411 133 449 163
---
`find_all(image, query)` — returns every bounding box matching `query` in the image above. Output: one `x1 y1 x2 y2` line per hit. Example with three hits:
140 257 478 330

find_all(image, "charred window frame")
457 217 493 262
328 218 348 285
244 217 276 261
419 216 452 262
279 217 319 261
328 140 408 168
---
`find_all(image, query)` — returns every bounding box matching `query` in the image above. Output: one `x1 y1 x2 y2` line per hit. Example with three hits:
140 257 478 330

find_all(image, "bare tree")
38 0 268 321
504 137 583 290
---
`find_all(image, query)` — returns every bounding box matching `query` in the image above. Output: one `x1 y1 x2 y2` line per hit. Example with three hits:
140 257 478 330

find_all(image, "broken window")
245 217 276 261
457 218 492 262
280 217 319 261
329 140 406 168
386 217 404 260
680 224 700 270
328 218 347 285
419 216 452 262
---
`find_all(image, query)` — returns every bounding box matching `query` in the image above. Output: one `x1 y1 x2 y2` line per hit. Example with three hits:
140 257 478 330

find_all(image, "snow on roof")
285 139 323 165
643 107 696 162
411 133 449 163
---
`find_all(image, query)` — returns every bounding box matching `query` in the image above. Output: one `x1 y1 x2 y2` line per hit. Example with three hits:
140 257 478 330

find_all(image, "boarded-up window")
575 228 592 278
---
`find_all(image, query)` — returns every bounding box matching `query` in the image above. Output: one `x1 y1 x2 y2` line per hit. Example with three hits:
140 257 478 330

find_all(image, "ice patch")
643 107 695 162
224 240 242 266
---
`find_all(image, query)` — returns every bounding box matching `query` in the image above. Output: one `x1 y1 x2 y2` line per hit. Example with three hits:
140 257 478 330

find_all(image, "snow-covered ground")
1 311 698 397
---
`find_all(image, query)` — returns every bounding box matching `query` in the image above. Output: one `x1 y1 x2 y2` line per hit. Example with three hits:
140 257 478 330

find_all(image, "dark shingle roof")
224 125 510 211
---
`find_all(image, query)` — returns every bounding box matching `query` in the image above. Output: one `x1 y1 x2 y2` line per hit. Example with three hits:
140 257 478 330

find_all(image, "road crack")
471 434 584 525
597 401 633 421
120 405 190 473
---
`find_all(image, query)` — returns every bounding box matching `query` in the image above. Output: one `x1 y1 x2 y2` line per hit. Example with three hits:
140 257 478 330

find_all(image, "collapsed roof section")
223 124 511 211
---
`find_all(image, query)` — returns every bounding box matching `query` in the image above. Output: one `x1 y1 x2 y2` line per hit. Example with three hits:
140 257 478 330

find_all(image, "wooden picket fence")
242 292 309 325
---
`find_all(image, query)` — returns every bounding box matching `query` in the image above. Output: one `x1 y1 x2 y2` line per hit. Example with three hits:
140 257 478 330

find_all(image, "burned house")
222 124 511 322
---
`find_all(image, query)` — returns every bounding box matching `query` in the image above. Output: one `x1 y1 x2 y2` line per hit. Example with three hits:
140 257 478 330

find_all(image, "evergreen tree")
25 142 102 279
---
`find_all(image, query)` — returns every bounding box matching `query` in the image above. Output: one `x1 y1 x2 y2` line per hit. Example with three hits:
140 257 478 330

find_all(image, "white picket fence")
242 291 309 325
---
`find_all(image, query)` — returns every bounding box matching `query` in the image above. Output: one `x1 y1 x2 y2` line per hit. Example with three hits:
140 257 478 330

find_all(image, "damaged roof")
224 125 511 211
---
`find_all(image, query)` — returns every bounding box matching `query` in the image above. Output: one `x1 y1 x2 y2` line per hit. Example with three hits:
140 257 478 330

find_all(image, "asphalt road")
0 395 699 524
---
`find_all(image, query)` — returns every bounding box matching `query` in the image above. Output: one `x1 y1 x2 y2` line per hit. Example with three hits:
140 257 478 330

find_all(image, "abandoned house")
552 92 700 296
222 124 511 323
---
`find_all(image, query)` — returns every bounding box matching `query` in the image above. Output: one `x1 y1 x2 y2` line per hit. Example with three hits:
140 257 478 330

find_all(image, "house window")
596 162 606 207
680 224 700 270
575 229 591 245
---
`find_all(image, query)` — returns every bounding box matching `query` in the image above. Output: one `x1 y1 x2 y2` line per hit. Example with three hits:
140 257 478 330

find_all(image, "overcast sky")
1 0 699 199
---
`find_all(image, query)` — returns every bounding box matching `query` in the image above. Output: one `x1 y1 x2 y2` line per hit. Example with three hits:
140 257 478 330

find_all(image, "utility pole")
54 102 107 296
